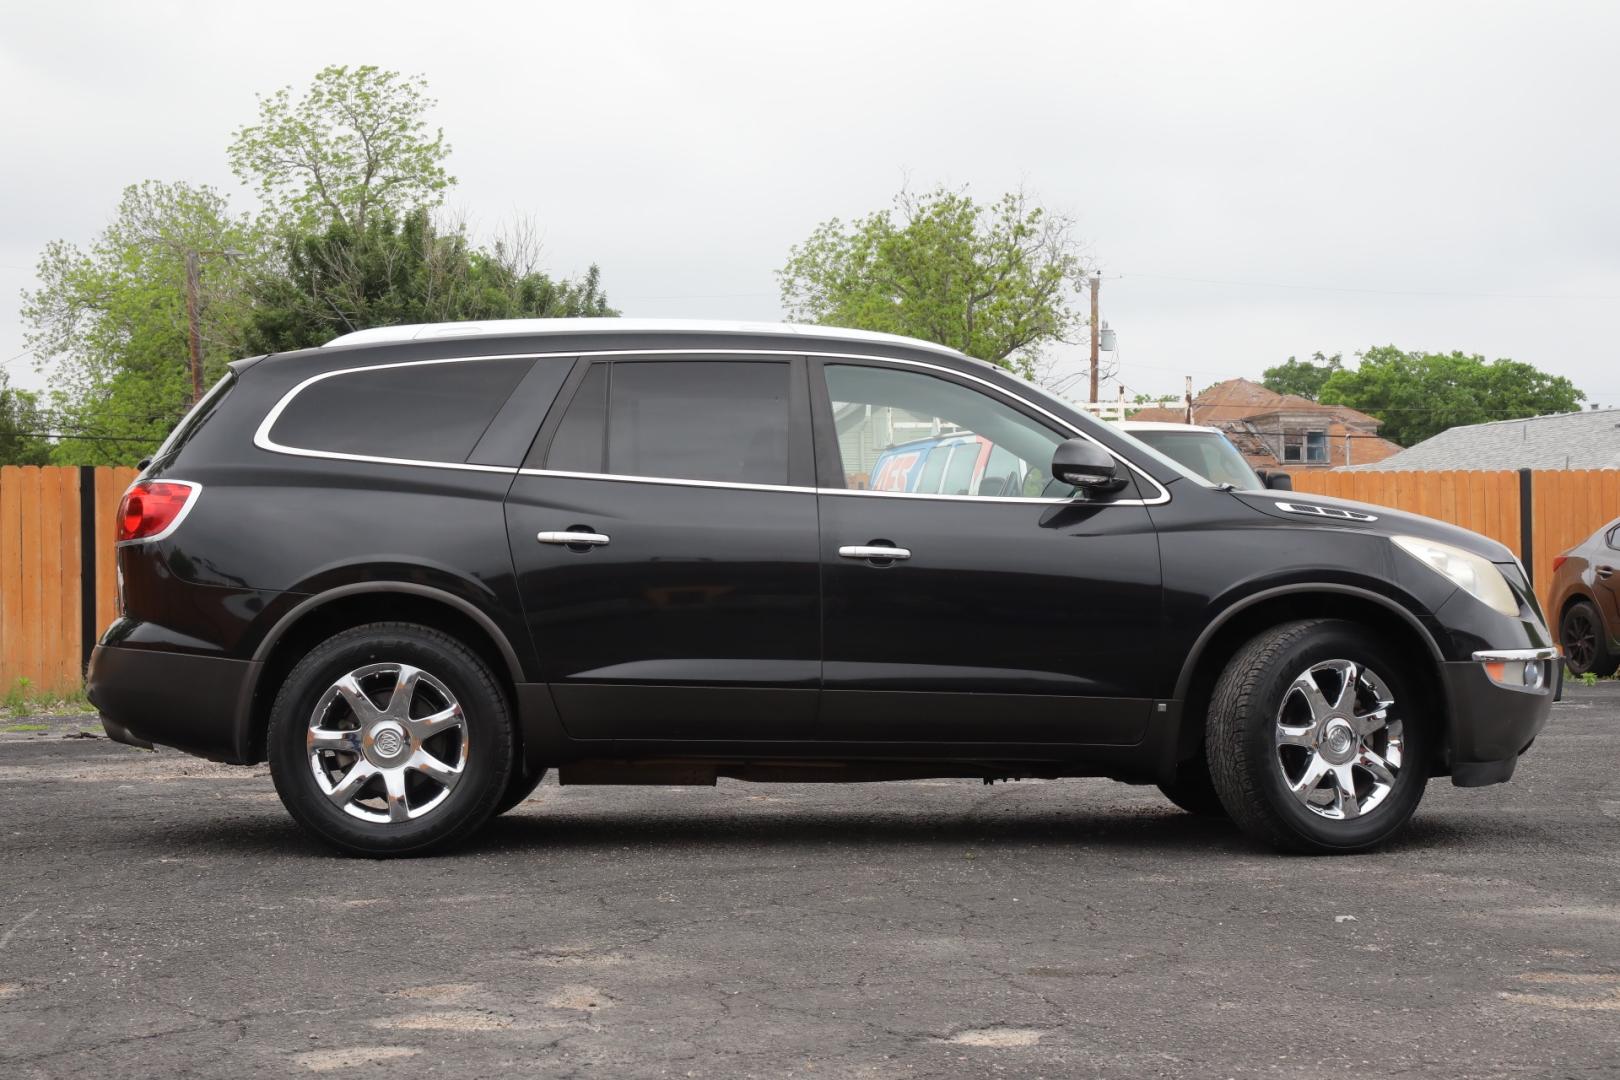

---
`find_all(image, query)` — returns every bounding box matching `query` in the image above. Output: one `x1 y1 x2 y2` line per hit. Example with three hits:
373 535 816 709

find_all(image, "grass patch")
1 723 49 734
1 678 92 719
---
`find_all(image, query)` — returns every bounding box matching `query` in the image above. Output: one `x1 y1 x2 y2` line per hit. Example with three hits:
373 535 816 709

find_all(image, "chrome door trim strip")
252 347 1171 506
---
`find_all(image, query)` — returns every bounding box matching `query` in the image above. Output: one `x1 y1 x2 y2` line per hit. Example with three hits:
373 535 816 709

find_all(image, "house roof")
1131 378 1382 429
1348 408 1620 471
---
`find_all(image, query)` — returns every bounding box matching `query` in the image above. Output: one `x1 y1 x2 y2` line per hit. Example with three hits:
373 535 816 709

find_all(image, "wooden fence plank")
16 468 42 694
36 466 63 692
0 467 18 690
57 467 81 690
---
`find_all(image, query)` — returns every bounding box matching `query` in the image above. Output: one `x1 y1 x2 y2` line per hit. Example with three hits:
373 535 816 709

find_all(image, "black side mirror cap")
1052 438 1129 494
1264 471 1293 491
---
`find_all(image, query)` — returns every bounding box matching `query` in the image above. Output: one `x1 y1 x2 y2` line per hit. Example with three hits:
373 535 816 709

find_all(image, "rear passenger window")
542 361 791 485
269 358 532 463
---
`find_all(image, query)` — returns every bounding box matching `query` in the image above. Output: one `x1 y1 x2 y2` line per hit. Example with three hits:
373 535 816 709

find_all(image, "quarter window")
269 358 533 463
824 364 1073 499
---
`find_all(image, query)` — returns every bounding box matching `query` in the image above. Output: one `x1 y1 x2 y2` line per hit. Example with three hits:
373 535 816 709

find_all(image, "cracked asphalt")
1 686 1617 1079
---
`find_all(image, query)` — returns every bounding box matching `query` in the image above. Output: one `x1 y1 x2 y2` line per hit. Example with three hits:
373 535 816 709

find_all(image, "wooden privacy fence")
2 465 1618 692
1290 469 1620 615
0 466 139 695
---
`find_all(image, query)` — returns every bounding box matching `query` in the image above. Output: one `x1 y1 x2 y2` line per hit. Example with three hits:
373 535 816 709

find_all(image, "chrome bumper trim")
1471 648 1559 663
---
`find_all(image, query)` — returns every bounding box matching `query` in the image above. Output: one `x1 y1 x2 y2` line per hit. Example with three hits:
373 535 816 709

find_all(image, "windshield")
1125 429 1263 489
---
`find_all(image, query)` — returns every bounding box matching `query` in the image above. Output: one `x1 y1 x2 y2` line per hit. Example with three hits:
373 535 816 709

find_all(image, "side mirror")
1052 438 1129 494
1263 470 1293 491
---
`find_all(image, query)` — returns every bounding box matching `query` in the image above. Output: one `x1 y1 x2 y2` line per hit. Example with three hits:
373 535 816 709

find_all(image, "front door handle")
839 544 911 561
1598 564 1615 579
538 530 611 547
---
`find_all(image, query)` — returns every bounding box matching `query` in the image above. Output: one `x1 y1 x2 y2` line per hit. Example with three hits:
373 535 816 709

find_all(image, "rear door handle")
538 531 611 547
1598 565 1615 579
839 545 911 561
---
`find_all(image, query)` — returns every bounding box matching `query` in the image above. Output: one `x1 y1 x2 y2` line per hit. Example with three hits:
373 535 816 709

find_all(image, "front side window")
269 358 533 463
825 364 1073 499
544 360 792 486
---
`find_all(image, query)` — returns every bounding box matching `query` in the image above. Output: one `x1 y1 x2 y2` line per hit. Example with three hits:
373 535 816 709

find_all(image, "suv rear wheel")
267 622 514 857
1206 619 1429 853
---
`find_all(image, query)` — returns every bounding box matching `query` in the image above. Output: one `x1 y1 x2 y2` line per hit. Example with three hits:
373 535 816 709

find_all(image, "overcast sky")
4 0 1619 405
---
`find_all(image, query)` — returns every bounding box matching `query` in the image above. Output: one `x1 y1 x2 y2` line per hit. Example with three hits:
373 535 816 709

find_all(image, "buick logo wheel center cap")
1321 719 1356 764
371 723 408 761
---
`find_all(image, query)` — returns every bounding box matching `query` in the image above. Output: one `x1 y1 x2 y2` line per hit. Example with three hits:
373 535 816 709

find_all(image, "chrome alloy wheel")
1275 659 1403 821
306 663 468 823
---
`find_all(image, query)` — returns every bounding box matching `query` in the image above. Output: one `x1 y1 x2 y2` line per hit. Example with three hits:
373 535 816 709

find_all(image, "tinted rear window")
270 358 533 463
607 361 790 485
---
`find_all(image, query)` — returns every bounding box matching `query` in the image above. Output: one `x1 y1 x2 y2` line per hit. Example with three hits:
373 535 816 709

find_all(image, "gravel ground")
1 686 1616 1079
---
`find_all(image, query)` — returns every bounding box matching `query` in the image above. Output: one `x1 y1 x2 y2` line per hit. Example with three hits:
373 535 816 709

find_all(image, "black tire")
1560 599 1617 677
1156 757 1229 818
1206 618 1429 854
494 766 549 816
267 622 514 857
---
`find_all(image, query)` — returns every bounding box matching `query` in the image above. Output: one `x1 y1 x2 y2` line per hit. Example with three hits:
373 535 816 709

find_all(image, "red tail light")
116 481 201 544
1551 555 1568 573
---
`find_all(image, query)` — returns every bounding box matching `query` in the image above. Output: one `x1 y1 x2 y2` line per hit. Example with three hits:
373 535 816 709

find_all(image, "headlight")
1392 535 1520 617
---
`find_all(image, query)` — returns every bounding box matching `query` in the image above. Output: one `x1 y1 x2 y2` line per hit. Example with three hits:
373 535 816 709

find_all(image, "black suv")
88 320 1556 856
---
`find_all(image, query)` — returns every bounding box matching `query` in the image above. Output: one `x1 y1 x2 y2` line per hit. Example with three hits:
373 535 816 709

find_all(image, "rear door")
503 354 821 740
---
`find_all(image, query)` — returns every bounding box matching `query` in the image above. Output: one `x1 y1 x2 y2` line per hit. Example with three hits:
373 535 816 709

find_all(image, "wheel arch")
1171 584 1453 775
243 583 528 763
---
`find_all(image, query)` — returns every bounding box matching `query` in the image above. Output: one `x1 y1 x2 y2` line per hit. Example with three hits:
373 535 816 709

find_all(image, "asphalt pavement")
1 686 1617 1079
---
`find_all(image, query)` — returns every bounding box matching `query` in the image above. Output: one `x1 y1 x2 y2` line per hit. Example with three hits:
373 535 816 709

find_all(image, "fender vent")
1273 501 1378 522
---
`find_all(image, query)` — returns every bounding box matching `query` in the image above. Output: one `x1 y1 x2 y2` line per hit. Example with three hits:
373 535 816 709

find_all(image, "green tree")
1262 352 1342 400
1320 346 1584 446
20 181 261 465
228 65 453 233
777 186 1089 379
245 210 616 353
0 371 53 466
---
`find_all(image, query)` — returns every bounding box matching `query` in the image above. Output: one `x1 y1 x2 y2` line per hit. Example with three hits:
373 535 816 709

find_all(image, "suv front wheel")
1206 619 1429 853
267 622 514 857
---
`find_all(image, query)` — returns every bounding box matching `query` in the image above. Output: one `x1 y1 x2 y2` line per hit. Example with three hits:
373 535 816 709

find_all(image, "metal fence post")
78 465 97 673
1518 468 1534 585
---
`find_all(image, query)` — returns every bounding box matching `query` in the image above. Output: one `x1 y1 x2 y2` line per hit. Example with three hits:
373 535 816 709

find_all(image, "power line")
1119 271 1620 302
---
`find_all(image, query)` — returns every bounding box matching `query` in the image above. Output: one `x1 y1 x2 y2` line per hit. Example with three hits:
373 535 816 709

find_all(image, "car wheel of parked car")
1206 619 1429 854
494 767 549 816
1156 757 1229 818
267 622 514 857
1559 600 1616 677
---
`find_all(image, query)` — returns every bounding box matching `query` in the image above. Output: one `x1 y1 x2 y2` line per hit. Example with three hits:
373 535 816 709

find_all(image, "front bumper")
86 644 260 764
1441 648 1557 787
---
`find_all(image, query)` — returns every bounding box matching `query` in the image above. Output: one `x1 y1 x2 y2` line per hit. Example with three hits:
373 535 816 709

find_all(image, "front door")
812 359 1164 744
505 355 820 740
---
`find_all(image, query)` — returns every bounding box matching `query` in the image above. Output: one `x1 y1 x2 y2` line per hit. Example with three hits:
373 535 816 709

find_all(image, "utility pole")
184 251 203 405
182 248 245 405
1184 375 1193 425
1088 274 1101 404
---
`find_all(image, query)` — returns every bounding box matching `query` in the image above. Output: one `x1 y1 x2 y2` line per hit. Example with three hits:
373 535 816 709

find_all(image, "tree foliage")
1319 346 1585 446
0 371 52 466
1262 352 1342 401
228 65 453 233
245 211 616 353
778 186 1089 378
20 181 261 464
21 67 613 464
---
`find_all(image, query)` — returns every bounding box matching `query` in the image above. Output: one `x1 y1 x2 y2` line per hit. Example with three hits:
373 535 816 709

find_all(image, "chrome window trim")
252 348 1170 506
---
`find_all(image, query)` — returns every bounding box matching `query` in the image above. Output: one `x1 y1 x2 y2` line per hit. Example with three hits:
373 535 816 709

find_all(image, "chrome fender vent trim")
1274 501 1379 522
